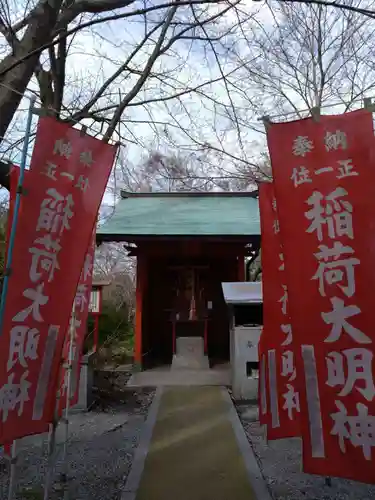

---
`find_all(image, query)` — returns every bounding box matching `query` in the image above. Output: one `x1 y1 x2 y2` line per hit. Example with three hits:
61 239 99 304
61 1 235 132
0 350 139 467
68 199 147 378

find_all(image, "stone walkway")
123 386 269 500
127 365 231 387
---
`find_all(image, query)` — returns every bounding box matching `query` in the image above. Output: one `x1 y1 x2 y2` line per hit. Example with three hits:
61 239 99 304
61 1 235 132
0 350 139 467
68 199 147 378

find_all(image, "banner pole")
43 421 57 500
61 304 76 500
0 96 36 334
44 349 67 500
43 401 59 500
325 477 332 487
7 440 17 500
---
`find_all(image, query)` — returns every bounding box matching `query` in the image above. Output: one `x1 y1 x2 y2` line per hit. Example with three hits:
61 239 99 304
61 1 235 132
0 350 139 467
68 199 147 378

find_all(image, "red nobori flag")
58 230 96 414
266 109 375 483
6 167 50 442
0 117 116 442
259 182 300 439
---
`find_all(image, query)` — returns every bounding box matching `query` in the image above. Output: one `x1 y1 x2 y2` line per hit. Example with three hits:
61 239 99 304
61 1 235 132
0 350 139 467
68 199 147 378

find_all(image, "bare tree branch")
256 0 375 19
0 0 232 78
0 0 240 184
104 3 179 138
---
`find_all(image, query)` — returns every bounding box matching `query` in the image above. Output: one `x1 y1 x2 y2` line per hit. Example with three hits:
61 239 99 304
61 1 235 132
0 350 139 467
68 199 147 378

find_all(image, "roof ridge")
120 189 258 199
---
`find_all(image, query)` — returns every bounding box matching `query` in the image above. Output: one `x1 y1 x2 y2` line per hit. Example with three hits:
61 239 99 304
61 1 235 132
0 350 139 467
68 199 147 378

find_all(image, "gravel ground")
0 385 154 500
236 402 375 500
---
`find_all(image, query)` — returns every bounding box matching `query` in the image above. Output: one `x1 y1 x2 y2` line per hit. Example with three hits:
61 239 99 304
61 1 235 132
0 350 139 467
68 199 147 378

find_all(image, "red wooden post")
237 256 245 281
172 320 176 354
204 319 208 354
134 254 146 369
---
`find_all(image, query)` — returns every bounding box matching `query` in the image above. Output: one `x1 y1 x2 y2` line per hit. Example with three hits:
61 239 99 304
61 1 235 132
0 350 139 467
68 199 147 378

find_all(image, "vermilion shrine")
97 191 260 371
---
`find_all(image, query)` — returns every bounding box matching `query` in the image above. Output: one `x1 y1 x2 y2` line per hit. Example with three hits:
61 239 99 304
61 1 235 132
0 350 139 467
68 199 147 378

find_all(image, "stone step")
171 354 210 370
176 336 204 356
172 336 209 371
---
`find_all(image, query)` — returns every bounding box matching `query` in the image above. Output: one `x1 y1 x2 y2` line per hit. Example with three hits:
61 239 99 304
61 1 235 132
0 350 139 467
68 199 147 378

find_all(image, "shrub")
85 301 134 364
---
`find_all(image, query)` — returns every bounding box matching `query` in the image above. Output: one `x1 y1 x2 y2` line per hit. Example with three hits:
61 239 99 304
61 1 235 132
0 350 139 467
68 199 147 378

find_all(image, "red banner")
259 182 300 439
4 168 47 453
8 167 95 417
1 169 26 456
0 117 116 442
267 109 375 482
58 231 96 414
6 167 50 438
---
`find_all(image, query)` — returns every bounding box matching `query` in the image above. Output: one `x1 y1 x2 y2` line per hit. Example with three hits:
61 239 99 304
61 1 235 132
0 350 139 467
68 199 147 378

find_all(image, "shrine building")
96 190 260 371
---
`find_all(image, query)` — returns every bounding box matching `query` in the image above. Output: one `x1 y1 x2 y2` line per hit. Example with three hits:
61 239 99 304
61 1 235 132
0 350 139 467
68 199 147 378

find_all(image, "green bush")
85 301 134 362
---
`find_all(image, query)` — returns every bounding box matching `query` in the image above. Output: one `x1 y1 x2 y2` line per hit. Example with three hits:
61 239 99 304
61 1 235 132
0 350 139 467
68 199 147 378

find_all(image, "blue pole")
0 96 36 335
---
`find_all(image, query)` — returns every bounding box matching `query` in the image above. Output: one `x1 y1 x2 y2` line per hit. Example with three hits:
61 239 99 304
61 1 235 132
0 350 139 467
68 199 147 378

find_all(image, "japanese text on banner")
0 117 116 443
59 231 96 413
259 182 300 439
267 109 375 483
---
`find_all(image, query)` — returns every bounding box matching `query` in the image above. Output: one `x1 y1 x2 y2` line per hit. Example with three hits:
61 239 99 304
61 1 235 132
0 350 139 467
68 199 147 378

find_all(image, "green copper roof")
97 191 260 239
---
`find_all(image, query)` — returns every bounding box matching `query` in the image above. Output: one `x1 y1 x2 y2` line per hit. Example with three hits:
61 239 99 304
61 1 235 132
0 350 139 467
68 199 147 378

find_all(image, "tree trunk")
0 0 63 144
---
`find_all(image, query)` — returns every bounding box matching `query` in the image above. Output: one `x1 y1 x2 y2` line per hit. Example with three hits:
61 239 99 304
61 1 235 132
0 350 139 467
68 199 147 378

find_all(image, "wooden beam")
97 234 260 245
133 240 255 257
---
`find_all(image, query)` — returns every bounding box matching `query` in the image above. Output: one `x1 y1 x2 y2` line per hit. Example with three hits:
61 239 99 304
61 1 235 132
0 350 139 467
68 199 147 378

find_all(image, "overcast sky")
1 0 372 208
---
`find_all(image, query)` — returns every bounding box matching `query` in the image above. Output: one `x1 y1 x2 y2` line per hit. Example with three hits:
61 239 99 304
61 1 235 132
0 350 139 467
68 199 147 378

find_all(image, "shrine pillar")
237 256 245 281
134 253 147 370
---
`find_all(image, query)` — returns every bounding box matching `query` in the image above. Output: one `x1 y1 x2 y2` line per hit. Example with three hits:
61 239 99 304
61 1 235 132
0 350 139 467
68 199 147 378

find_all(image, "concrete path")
122 386 271 500
127 365 231 387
